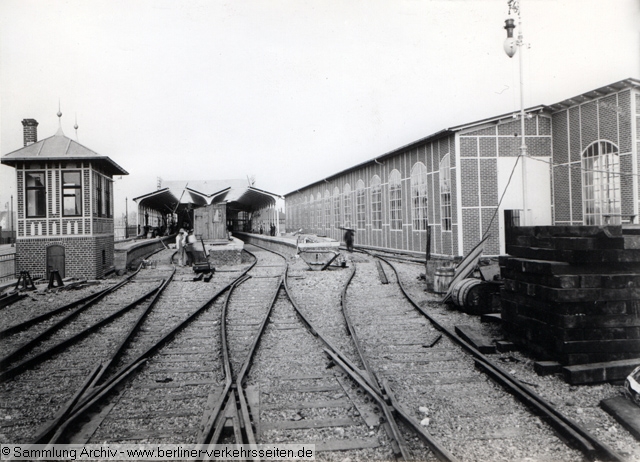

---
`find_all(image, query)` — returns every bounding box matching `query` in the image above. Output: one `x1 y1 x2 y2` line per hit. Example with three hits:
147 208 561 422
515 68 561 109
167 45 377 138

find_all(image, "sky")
1 0 638 224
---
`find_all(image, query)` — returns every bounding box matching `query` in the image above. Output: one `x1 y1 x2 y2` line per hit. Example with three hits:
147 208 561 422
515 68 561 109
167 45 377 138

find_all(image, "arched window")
296 198 300 229
333 186 340 228
389 170 402 230
324 190 331 230
343 183 352 228
371 175 382 230
440 155 452 231
356 180 366 230
411 163 428 230
316 192 322 229
583 141 620 225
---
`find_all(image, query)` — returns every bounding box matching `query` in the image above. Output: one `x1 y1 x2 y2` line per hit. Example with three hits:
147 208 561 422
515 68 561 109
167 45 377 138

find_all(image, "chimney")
22 119 39 146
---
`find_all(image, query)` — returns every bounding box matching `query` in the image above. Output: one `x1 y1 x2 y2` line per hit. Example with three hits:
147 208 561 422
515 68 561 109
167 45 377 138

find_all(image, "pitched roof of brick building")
1 131 128 176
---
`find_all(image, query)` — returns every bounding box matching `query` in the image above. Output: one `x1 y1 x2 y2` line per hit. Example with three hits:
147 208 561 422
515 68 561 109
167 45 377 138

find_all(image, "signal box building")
1 117 128 279
285 78 640 258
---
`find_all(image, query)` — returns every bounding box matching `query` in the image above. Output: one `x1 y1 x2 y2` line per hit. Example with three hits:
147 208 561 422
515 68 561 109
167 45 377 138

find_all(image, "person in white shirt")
176 229 186 266
185 229 197 266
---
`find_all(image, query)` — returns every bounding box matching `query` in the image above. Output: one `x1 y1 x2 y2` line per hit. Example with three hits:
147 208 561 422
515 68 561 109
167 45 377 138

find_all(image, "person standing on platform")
185 229 197 266
176 229 186 266
344 229 354 252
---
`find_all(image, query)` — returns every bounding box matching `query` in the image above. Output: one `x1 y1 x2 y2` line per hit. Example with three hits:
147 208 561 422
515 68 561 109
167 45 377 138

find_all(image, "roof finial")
55 99 65 136
74 113 79 141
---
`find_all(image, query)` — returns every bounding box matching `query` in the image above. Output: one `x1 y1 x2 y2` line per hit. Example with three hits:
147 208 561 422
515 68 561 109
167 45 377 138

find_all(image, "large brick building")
1 116 128 279
285 78 640 258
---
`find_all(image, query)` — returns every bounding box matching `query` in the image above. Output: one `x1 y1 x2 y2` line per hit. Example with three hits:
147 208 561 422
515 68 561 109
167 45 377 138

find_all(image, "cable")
482 153 522 240
526 153 637 179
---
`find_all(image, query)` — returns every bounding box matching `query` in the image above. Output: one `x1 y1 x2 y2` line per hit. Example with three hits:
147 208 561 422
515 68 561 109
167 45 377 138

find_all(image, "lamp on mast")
503 0 529 226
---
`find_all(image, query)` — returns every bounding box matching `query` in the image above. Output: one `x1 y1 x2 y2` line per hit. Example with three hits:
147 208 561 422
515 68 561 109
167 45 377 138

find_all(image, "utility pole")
10 195 14 246
125 197 129 239
504 0 529 225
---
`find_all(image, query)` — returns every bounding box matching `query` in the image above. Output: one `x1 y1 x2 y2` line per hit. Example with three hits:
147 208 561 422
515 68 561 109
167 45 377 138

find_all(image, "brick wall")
459 114 552 255
285 134 458 258
552 89 636 225
10 161 119 280
16 236 103 280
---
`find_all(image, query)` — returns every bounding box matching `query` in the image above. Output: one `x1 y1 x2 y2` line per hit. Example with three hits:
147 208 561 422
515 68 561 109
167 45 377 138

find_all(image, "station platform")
235 232 340 258
114 236 175 273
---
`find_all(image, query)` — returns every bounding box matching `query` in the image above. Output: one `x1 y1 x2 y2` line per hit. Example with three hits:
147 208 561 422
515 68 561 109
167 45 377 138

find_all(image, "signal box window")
62 171 83 216
26 172 46 217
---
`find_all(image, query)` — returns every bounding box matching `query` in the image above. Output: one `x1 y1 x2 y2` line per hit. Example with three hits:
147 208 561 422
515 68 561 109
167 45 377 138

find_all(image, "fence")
114 226 140 242
0 253 16 282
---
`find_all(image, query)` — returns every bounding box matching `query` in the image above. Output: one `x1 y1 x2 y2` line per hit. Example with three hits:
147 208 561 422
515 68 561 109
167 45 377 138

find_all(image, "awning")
133 188 183 214
133 183 281 215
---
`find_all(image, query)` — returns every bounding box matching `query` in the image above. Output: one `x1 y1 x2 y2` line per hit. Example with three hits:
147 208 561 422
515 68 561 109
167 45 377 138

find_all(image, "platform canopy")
133 179 281 215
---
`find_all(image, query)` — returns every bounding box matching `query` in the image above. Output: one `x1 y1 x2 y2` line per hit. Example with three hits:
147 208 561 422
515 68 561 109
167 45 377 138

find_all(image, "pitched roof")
1 132 128 176
284 77 640 196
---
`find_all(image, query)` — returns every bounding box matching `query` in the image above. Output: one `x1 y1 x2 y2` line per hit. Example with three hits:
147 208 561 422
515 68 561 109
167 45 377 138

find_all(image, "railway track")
348 250 628 462
190 244 412 460
0 277 163 384
1 242 633 461
33 243 412 459
0 248 221 443
17 245 274 445
44 248 255 444
0 274 139 361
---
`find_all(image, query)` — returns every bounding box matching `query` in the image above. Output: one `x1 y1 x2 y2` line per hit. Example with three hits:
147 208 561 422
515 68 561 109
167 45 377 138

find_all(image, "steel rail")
243 244 367 370
0 269 141 368
376 254 626 462
339 266 381 393
30 365 103 444
246 243 376 386
381 377 458 462
43 250 258 445
88 272 175 388
88 249 178 388
201 244 403 460
245 242 412 460
199 248 285 449
292 263 413 458
0 291 26 309
200 244 390 458
348 245 426 264
46 359 149 444
337 249 462 462
0 290 109 336
0 266 141 338
337 263 413 460
0 281 163 383
324 349 455 462
197 274 253 446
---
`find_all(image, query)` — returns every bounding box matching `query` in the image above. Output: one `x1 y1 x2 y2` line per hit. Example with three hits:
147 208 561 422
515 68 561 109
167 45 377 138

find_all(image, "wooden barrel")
433 267 455 294
451 278 484 311
451 278 499 314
